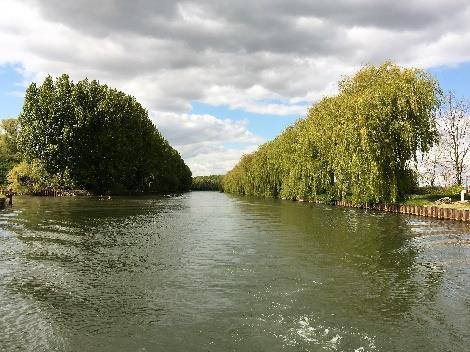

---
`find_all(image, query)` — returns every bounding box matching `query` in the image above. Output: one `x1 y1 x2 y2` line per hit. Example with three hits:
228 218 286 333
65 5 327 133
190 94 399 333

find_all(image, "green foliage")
18 74 191 194
414 184 463 196
223 62 440 204
191 175 224 191
7 160 47 194
0 118 21 185
0 159 17 186
6 160 74 195
402 185 469 207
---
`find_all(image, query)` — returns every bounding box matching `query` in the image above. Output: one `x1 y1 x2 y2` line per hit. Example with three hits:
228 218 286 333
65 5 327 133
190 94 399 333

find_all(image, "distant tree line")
223 62 441 204
191 175 223 191
0 74 191 195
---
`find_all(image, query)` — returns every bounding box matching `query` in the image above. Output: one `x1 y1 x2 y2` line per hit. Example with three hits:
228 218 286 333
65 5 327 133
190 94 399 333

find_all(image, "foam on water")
279 315 376 351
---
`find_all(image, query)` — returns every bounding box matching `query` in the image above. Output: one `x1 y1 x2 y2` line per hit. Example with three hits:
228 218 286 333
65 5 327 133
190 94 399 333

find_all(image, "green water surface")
1 192 469 351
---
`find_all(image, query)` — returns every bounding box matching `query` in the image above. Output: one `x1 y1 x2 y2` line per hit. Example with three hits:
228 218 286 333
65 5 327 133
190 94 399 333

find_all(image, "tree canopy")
223 62 440 204
17 74 191 194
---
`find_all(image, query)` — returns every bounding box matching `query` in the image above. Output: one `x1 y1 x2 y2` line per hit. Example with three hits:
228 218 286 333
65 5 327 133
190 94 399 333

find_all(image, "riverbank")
334 200 470 222
289 185 470 222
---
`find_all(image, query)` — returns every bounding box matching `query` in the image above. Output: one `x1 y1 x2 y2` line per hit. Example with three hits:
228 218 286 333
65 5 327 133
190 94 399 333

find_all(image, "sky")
1 0 470 176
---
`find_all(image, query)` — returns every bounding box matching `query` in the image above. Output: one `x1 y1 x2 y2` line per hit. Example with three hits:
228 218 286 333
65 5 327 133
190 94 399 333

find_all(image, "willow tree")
223 62 440 204
328 63 439 202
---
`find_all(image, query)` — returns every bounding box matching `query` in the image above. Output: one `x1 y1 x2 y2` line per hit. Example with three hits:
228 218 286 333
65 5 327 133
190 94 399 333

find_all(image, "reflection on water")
1 192 469 352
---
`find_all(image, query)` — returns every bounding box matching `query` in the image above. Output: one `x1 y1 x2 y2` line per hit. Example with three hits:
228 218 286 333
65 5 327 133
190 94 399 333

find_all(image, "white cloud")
153 112 263 146
151 111 264 175
181 144 259 176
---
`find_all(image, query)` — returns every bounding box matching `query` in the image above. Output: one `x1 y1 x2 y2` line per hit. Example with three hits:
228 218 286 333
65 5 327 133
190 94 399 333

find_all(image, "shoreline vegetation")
222 62 440 203
191 175 223 191
222 62 470 218
1 62 468 225
280 185 470 222
336 200 470 222
0 74 191 196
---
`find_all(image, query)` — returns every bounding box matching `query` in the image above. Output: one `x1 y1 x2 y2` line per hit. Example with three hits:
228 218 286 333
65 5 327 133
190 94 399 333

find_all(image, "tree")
0 118 21 185
18 74 191 194
438 92 470 185
417 144 447 187
223 62 440 204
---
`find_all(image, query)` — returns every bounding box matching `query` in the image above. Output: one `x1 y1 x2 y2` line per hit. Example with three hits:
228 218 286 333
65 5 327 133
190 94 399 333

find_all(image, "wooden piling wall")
332 200 470 222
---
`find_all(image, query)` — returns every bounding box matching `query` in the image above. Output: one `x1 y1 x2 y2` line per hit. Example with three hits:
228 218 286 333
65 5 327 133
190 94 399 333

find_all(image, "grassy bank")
401 186 470 210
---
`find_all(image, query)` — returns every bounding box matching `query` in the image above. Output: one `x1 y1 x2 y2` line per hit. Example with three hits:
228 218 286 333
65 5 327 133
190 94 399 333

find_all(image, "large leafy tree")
223 62 440 204
18 74 191 194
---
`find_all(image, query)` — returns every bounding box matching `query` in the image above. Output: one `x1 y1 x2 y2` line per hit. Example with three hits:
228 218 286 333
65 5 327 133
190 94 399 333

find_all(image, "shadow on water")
0 196 190 351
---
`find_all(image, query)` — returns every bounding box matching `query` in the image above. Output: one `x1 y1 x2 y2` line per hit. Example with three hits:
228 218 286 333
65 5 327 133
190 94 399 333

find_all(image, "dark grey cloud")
34 0 468 38
23 0 470 103
34 0 351 56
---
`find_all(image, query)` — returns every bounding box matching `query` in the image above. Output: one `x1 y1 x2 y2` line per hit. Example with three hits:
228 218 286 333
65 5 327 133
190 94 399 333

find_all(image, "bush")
7 160 75 195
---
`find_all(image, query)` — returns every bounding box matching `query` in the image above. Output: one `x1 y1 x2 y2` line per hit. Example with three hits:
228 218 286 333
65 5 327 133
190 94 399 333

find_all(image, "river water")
0 192 469 352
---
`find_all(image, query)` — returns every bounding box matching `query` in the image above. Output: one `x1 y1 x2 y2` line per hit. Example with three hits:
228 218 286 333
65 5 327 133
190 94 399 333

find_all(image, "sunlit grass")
401 187 470 210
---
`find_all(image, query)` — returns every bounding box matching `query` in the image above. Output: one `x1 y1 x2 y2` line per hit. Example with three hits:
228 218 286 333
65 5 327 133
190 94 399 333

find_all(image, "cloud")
151 111 263 175
1 0 470 174
153 112 263 146
181 144 260 176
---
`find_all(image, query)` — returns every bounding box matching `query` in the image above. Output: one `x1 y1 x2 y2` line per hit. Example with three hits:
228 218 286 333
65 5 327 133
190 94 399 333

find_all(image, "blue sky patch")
0 64 24 119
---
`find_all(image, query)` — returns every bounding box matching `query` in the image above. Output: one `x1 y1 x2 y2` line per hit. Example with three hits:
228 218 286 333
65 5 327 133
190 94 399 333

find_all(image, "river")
0 192 469 351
